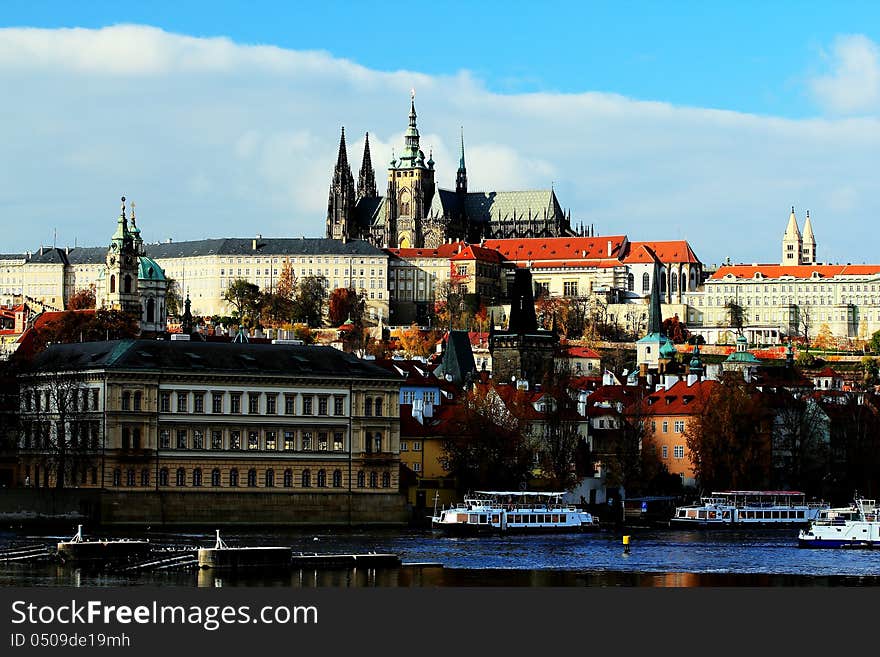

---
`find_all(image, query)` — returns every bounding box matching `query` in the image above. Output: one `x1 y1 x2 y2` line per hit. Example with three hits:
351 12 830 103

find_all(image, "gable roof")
710 264 880 280
625 240 701 265
639 379 718 416
482 236 628 262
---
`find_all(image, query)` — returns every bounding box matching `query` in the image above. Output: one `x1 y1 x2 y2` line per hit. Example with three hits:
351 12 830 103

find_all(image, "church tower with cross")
102 196 141 315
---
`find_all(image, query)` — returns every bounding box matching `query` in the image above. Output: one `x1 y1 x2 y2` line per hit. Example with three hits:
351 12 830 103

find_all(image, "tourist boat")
798 498 880 548
56 525 151 564
670 490 828 527
430 491 599 534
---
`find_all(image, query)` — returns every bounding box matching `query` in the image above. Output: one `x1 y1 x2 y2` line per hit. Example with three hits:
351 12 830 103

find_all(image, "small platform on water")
56 525 151 564
197 531 401 570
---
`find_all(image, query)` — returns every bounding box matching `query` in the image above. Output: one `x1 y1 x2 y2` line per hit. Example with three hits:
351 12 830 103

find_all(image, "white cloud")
810 34 880 115
0 25 879 267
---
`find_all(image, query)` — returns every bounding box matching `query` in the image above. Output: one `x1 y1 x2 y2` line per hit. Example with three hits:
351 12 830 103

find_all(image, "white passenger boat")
430 491 599 534
670 490 828 527
798 498 880 548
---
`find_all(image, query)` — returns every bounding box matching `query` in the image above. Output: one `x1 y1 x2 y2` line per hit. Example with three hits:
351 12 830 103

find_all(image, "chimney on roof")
167 238 173 243
607 240 612 257
39 246 44 256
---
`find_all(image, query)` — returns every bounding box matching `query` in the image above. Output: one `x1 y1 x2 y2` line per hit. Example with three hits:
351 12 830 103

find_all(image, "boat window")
552 515 559 523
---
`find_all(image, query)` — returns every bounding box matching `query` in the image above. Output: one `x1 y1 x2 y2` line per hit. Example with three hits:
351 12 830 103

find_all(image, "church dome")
660 339 678 359
138 256 166 282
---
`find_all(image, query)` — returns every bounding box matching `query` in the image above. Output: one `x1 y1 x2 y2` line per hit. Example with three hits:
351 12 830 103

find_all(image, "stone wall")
0 489 409 527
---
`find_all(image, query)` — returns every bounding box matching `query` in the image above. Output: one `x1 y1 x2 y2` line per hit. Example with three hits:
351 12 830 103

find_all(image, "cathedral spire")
456 127 468 195
647 257 663 335
399 90 423 167
782 204 803 265
326 127 356 240
357 132 377 201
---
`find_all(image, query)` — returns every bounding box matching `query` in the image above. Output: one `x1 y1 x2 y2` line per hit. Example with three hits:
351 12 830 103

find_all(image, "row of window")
158 428 359 452
157 392 381 417
399 441 422 452
23 388 99 413
651 420 686 433
110 467 391 489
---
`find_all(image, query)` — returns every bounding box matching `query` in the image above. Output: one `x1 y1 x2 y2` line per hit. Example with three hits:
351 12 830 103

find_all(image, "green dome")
660 340 678 359
138 256 166 282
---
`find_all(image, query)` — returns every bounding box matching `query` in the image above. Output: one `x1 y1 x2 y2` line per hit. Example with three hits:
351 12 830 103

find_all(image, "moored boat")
798 498 880 548
670 490 828 527
431 491 599 534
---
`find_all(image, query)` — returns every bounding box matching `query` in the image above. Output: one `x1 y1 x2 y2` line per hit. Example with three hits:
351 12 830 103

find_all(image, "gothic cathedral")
326 94 577 249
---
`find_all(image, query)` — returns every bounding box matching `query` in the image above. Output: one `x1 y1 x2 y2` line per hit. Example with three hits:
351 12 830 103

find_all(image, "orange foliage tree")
398 323 438 358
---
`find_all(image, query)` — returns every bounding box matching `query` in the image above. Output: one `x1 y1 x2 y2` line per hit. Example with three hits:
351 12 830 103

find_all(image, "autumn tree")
260 292 295 328
440 384 534 493
67 286 96 310
662 314 691 344
813 323 833 352
275 258 297 300
398 323 438 359
798 305 813 343
684 373 771 492
328 287 365 327
25 309 139 357
291 275 328 328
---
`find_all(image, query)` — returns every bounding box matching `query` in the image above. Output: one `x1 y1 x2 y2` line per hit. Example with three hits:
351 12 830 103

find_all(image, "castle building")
326 94 576 249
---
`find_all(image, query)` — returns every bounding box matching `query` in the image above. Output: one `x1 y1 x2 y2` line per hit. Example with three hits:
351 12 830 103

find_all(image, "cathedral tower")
801 209 816 265
326 127 356 241
357 132 377 202
103 196 140 315
385 92 436 248
782 206 802 265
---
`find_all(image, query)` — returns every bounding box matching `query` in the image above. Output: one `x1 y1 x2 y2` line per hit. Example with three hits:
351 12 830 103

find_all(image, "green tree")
165 277 183 318
869 329 880 355
291 275 328 328
222 279 262 327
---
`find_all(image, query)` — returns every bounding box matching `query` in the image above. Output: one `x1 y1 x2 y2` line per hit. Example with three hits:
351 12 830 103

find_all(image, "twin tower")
781 206 817 266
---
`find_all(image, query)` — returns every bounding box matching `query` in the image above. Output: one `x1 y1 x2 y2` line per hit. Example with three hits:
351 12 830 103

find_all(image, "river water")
2 526 880 587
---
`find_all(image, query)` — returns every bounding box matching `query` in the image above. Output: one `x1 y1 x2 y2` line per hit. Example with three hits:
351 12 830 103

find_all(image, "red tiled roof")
399 403 460 437
711 264 880 280
387 242 505 263
814 366 840 378
564 346 601 359
625 241 701 265
639 379 717 416
482 236 628 262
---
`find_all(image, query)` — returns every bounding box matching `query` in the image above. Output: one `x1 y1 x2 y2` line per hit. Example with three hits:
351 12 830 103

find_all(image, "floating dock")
56 525 151 564
289 552 401 568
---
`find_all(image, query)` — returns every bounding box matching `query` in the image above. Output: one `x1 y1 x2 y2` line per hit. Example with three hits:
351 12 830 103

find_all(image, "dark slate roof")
463 190 563 225
29 340 404 381
144 237 387 258
434 330 476 386
429 189 461 217
354 197 385 229
66 247 107 264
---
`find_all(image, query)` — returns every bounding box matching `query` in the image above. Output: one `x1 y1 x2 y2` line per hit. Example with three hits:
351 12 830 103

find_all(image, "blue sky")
2 3 880 265
5 0 873 116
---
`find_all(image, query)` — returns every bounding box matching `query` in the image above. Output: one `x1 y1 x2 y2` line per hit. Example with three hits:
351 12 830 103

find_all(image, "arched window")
642 273 650 293
369 472 378 488
374 397 383 417
399 189 411 216
671 273 678 293
229 468 239 487
333 470 342 488
176 468 186 486
373 432 383 453
283 469 293 488
628 273 634 291
357 471 365 488
110 275 116 294
126 468 135 486
382 472 390 488
680 272 687 292
146 297 155 323
365 398 373 416
660 271 667 293
193 468 202 487
317 469 326 487
302 470 311 488
112 469 121 487
124 275 132 293
247 468 257 487
265 469 274 487
140 468 149 487
159 468 169 486
211 468 221 487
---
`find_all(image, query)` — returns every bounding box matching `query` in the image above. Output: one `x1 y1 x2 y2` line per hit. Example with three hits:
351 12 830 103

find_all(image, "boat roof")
473 491 565 497
711 490 805 496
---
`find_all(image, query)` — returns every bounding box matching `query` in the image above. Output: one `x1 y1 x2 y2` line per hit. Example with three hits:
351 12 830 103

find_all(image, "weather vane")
411 87 415 100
